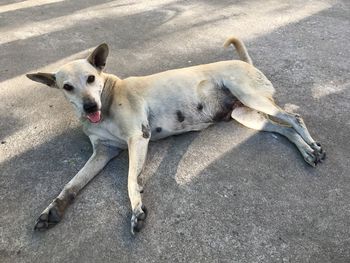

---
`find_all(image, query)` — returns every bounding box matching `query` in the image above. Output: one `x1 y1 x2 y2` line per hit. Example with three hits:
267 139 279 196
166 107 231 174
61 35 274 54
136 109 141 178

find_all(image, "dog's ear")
26 72 56 87
87 43 109 70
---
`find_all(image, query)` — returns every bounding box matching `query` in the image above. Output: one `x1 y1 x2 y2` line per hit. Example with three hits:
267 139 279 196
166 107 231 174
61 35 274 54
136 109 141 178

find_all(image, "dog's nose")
83 100 98 113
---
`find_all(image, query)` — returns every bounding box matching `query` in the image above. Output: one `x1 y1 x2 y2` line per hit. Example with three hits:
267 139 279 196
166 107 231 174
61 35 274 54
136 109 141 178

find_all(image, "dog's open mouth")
86 111 101 123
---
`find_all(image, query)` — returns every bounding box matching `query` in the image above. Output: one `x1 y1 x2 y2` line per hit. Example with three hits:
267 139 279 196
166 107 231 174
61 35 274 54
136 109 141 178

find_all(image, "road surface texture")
0 0 349 262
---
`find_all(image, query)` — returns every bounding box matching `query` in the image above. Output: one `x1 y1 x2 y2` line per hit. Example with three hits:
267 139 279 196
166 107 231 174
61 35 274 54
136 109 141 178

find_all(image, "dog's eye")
63 84 74 91
87 75 95 84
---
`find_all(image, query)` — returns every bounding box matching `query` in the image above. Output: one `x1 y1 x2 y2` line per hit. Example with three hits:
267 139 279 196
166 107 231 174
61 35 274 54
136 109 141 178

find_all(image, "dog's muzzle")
83 99 101 123
83 100 98 113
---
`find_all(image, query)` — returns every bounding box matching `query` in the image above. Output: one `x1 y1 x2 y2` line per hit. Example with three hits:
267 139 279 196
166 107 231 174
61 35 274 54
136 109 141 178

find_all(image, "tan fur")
224 36 253 65
27 36 325 234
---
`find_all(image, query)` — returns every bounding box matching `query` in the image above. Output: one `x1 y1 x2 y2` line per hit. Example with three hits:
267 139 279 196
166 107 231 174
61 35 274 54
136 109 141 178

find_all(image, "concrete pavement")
0 0 349 262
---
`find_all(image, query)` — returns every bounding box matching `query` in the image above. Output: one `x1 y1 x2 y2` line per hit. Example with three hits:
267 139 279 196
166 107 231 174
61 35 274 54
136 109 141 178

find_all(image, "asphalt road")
0 0 349 262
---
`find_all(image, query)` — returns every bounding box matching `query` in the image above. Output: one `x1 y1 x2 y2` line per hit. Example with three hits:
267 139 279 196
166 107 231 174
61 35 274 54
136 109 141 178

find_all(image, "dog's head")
26 44 109 123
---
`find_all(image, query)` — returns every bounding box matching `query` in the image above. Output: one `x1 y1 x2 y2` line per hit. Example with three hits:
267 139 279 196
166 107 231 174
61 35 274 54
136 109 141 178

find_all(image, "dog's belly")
150 122 213 140
148 83 241 141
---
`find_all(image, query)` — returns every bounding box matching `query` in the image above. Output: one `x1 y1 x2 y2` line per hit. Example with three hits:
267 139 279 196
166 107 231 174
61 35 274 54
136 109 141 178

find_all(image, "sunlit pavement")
0 0 349 262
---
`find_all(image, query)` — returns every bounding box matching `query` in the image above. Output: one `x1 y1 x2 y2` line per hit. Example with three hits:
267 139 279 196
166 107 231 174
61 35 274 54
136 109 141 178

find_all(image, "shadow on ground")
0 0 350 262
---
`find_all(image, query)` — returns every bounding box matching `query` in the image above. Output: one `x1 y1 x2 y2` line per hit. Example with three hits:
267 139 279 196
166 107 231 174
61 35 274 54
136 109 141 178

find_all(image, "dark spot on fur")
234 100 244 108
155 127 162 133
48 207 61 223
53 187 79 216
213 110 232 122
68 193 76 202
197 103 203 111
142 124 151 138
176 110 185 122
213 84 242 122
221 85 230 93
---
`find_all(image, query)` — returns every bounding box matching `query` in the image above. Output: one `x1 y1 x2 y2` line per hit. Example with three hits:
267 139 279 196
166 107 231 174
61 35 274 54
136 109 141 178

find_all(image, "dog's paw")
303 143 326 167
34 203 62 231
304 152 318 167
130 204 147 235
310 142 326 163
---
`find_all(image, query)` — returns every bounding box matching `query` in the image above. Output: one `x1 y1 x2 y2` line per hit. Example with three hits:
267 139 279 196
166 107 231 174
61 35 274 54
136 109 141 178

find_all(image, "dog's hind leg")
224 78 325 159
231 106 324 166
34 141 122 231
241 96 324 158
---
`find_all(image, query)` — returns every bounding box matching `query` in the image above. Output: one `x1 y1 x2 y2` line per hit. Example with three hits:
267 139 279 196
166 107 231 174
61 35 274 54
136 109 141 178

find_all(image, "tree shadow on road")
1 1 350 262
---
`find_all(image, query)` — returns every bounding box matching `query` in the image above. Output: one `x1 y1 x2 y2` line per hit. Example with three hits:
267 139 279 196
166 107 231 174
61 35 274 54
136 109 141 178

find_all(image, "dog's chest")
83 120 127 148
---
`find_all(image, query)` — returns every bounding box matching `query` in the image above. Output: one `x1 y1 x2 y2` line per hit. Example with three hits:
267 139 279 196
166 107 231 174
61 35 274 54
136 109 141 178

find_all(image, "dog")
26 37 325 234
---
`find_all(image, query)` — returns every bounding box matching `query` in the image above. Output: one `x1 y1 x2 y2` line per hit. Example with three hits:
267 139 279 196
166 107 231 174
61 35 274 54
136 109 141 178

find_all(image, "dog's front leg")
34 142 122 231
127 134 150 234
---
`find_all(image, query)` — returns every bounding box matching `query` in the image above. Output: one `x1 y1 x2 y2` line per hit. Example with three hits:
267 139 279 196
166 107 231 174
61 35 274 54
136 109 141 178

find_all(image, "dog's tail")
223 37 253 65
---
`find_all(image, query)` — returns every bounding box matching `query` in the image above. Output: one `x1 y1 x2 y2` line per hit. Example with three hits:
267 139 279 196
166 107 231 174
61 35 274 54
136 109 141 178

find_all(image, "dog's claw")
130 205 147 235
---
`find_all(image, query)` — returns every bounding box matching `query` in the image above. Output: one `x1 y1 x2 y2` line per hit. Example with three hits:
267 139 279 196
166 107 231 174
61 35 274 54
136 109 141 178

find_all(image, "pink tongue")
87 111 101 123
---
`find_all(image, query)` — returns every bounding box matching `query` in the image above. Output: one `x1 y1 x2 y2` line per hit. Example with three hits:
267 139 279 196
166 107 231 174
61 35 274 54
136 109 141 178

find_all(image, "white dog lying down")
27 36 325 234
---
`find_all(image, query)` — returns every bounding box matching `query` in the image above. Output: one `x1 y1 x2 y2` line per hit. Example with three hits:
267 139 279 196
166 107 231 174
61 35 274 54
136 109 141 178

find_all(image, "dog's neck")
100 73 121 118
